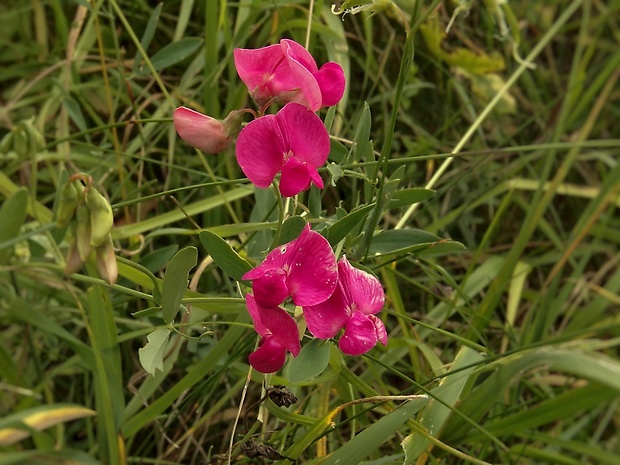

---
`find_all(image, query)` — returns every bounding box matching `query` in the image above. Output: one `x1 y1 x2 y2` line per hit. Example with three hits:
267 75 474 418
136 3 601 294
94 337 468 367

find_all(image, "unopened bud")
56 181 80 228
95 236 118 285
64 239 85 275
86 187 114 247
76 203 93 261
173 106 231 154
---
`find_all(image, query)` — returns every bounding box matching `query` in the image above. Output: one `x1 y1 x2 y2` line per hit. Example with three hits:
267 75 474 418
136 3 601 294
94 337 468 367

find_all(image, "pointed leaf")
138 328 172 376
161 246 197 324
0 404 95 445
287 339 331 384
318 396 430 465
0 188 28 264
199 230 252 282
147 37 203 72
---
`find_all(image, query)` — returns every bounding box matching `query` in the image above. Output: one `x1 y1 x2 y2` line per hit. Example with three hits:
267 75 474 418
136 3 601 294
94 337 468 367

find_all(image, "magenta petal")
235 114 285 188
173 107 230 154
249 337 287 373
370 314 388 346
315 62 346 107
280 157 312 197
283 47 322 110
252 269 289 307
278 103 330 167
338 256 385 315
338 311 379 356
303 285 350 339
245 294 269 337
285 227 338 306
281 39 319 73
259 305 301 357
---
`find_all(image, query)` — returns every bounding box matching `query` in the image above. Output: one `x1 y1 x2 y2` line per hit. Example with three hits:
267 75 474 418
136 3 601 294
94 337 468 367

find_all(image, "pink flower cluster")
173 39 346 197
243 225 387 373
173 39 386 374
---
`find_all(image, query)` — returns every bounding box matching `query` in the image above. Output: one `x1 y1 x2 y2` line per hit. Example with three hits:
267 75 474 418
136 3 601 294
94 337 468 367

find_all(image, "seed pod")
95 235 118 285
76 203 93 262
85 187 114 247
56 181 80 228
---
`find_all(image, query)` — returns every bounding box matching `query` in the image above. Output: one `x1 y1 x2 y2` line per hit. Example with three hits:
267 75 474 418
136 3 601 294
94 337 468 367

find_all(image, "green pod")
56 182 80 228
76 203 93 262
85 187 114 247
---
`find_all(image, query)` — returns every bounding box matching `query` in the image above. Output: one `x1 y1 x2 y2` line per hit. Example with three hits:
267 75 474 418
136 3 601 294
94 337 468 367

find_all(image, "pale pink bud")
173 107 232 154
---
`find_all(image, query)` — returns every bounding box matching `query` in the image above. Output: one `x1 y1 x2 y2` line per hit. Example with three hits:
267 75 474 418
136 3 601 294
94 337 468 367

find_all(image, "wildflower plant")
5 3 615 465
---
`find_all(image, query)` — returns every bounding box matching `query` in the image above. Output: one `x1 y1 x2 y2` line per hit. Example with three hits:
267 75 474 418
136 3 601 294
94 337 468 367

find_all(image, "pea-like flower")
234 39 345 111
303 256 387 356
235 103 330 197
173 107 243 154
245 294 301 373
242 224 338 309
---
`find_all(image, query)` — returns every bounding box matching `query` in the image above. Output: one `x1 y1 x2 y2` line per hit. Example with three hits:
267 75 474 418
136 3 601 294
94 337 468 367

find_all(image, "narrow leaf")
199 230 252 282
0 188 28 264
147 37 203 71
0 404 95 445
161 246 197 324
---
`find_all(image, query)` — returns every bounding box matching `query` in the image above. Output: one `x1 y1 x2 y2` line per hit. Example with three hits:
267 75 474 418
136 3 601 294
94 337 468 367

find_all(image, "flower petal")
173 107 229 154
259 305 301 357
370 314 388 346
282 40 322 110
249 337 287 373
277 103 330 168
285 226 338 306
337 256 385 315
338 311 379 356
235 114 285 188
245 293 269 337
279 157 312 197
315 62 346 107
303 285 350 339
252 268 289 308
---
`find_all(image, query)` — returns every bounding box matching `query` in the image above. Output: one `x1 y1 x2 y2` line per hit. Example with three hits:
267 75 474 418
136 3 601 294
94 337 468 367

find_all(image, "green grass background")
0 0 619 464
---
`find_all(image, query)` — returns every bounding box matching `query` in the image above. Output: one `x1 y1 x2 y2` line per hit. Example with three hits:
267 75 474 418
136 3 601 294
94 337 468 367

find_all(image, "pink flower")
234 39 345 111
173 107 243 154
303 256 387 356
235 103 330 197
242 224 338 309
245 294 300 373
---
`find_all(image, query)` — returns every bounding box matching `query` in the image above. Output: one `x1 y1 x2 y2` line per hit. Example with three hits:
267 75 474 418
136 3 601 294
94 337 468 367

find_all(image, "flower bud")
56 181 80 228
64 239 85 275
76 203 93 262
85 187 114 247
173 106 231 154
95 236 118 285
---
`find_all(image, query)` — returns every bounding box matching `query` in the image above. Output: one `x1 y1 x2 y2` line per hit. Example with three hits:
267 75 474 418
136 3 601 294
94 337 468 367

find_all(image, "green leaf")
368 229 465 258
402 347 485 464
138 328 171 376
278 215 307 246
161 246 197 324
133 2 162 74
61 96 87 132
325 204 374 246
0 404 95 446
0 188 28 264
388 188 435 209
147 37 203 71
199 230 252 282
318 396 430 465
287 339 331 384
